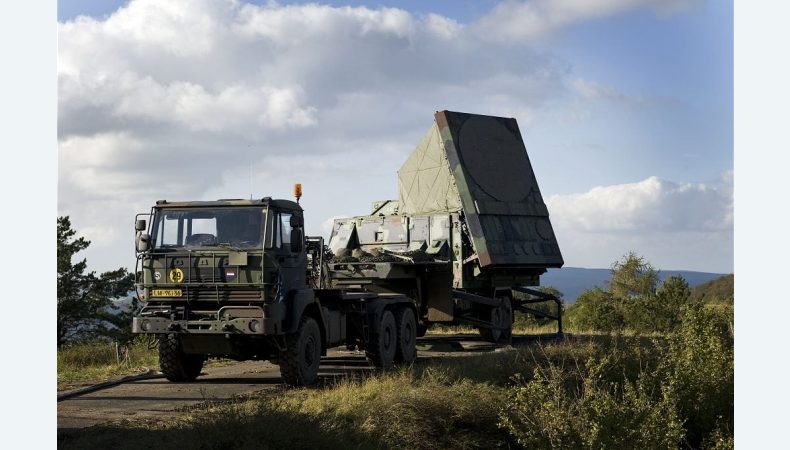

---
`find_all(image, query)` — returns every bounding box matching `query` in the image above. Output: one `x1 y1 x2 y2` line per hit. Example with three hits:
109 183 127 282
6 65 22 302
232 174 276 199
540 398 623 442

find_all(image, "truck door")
275 211 307 293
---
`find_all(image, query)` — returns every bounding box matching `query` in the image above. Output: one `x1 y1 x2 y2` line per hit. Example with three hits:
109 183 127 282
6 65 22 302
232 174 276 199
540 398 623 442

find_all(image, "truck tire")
366 309 397 368
395 307 417 364
159 334 204 382
478 298 513 343
279 316 322 386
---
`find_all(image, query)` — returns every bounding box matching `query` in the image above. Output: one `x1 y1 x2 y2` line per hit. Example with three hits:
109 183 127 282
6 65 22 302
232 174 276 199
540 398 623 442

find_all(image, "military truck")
132 110 564 386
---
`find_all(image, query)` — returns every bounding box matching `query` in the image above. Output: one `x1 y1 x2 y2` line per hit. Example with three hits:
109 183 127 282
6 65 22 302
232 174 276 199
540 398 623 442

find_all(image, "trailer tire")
159 334 204 382
478 298 513 343
395 307 417 364
366 309 397 368
279 316 322 386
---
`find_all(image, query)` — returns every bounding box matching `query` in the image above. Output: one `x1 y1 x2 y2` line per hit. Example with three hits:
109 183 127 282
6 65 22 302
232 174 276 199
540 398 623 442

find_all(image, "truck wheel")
366 309 397 368
478 298 513 343
159 334 204 382
395 307 417 364
279 316 322 386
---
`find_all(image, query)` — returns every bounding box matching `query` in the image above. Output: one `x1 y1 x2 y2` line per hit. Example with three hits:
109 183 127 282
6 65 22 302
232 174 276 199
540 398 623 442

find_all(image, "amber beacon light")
294 183 302 203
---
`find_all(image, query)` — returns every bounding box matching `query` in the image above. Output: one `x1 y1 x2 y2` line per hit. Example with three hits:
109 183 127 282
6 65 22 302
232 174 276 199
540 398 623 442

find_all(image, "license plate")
151 289 182 297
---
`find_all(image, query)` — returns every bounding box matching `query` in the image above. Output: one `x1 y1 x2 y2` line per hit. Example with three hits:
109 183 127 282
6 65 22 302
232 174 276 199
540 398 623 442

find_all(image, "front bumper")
132 303 285 335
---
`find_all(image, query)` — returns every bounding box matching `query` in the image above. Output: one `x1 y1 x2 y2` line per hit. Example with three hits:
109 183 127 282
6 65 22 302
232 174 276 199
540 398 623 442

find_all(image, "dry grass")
57 339 233 391
57 340 159 391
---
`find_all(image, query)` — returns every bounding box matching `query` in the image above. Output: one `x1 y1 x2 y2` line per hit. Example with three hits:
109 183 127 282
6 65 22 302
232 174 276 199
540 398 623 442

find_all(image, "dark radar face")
457 115 534 203
151 207 266 250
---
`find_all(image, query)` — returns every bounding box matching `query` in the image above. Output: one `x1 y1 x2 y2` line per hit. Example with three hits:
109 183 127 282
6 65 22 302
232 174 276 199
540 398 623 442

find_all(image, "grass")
57 343 564 449
58 335 673 450
58 339 159 391
57 338 233 391
59 308 732 449
427 320 658 338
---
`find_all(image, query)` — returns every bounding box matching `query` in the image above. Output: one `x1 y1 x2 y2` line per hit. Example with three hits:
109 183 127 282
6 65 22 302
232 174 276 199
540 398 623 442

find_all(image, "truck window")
160 214 181 246
152 207 264 249
189 218 217 238
280 213 292 249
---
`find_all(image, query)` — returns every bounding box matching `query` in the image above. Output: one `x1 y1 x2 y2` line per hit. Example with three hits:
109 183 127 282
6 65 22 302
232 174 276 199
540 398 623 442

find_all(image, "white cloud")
547 173 733 272
57 0 714 273
547 174 732 232
109 77 317 132
424 13 463 40
58 0 577 272
474 0 703 41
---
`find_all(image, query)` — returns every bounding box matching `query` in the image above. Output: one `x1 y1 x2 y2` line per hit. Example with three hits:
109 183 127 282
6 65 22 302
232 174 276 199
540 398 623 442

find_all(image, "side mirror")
136 233 151 253
290 228 303 253
135 219 147 231
290 215 304 227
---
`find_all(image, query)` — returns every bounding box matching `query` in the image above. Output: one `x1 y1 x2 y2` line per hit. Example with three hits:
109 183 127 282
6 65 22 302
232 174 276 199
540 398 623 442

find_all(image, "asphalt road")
57 334 557 431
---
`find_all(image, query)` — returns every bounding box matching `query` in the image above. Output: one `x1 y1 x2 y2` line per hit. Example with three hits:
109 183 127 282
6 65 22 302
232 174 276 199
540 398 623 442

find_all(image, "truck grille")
180 288 262 302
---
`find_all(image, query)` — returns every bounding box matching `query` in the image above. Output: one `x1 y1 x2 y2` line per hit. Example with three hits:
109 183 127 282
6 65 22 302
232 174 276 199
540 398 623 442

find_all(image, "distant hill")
690 274 734 303
540 267 728 304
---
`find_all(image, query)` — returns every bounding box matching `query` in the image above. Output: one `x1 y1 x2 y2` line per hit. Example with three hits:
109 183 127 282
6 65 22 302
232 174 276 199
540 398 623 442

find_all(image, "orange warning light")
294 183 302 202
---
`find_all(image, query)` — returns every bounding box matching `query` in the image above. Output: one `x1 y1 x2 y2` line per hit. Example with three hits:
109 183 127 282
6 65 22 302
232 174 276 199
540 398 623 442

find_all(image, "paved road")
57 334 558 431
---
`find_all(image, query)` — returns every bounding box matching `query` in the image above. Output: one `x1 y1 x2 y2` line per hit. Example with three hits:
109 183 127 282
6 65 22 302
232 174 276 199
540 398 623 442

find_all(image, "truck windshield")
151 207 266 250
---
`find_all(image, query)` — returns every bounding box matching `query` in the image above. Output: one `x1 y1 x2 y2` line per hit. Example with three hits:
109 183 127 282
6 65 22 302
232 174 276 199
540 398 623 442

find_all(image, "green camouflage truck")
132 111 564 386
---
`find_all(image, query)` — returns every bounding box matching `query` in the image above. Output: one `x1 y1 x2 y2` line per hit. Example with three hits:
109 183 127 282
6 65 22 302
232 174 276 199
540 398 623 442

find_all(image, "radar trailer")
132 111 564 386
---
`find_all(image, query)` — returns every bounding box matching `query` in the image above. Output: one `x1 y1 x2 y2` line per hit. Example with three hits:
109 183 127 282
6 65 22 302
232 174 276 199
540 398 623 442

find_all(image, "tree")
640 275 694 332
569 252 698 333
608 252 659 300
57 216 135 346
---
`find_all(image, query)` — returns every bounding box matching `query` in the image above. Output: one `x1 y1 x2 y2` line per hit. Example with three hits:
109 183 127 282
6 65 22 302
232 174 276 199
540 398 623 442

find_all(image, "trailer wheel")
367 309 397 368
279 316 322 386
159 334 204 382
478 298 513 343
395 307 417 364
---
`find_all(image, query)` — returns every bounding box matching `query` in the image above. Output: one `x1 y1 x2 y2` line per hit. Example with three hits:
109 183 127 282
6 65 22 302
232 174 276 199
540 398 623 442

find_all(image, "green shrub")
499 366 682 449
661 303 734 448
566 288 624 332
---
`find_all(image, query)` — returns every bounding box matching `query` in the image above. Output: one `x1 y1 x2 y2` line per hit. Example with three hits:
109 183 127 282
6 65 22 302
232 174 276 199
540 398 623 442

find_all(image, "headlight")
249 320 260 333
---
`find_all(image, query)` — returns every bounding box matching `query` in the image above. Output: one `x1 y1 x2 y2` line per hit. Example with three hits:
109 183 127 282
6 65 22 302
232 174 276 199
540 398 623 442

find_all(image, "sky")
57 0 733 274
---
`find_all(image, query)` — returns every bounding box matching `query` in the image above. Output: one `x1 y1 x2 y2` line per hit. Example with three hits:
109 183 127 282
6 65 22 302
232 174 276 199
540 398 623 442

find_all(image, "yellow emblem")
169 268 184 283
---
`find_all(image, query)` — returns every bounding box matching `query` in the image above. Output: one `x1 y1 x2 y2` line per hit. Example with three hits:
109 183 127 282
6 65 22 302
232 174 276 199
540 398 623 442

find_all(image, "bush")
566 288 624 332
499 366 682 449
661 303 734 448
500 307 734 450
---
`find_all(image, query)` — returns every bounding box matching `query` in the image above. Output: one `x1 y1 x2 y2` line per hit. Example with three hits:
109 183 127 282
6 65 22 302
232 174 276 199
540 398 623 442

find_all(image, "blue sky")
58 1 503 23
57 0 733 273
